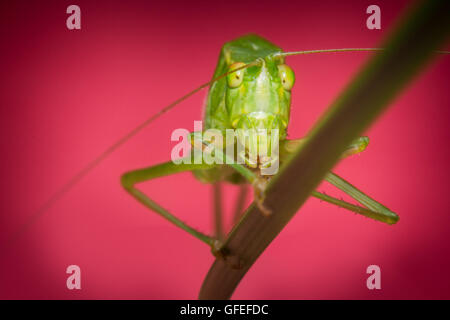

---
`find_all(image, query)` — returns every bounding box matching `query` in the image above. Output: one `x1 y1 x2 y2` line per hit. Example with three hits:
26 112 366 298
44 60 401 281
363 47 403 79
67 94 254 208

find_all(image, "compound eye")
227 62 246 88
277 64 295 91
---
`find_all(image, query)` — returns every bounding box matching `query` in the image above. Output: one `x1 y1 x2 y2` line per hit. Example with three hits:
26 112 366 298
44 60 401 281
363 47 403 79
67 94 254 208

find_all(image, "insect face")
226 57 294 169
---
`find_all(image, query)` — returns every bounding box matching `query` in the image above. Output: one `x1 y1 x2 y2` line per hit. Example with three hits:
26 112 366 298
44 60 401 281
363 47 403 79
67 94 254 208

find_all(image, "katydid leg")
189 131 270 214
319 172 399 224
213 182 224 240
121 160 216 246
282 137 398 224
120 131 260 247
233 184 249 224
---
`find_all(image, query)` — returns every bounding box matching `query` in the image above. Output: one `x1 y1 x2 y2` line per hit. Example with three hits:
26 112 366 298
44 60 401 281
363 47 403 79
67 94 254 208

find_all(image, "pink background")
1 0 449 299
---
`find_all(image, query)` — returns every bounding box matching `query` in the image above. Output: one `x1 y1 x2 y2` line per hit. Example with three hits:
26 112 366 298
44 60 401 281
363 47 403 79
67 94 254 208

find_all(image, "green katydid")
8 33 421 255
120 34 399 256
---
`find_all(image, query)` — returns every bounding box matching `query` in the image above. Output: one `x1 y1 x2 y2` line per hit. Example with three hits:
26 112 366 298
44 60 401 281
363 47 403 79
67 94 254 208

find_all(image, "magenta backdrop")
1 0 449 299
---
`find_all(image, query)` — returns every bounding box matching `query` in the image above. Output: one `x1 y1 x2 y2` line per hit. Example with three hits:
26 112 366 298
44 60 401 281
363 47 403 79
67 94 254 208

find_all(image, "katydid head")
225 56 295 170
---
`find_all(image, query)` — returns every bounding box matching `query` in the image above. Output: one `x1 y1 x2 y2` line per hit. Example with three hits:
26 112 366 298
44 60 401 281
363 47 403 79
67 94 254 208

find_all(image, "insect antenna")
2 60 261 252
275 48 450 57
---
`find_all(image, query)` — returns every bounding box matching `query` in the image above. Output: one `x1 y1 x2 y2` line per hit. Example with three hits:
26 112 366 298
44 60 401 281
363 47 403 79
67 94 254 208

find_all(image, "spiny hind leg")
317 172 399 224
281 136 398 224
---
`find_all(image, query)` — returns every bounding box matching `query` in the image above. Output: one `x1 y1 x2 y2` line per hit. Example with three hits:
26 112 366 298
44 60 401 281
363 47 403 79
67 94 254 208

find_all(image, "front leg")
121 159 217 246
189 131 273 216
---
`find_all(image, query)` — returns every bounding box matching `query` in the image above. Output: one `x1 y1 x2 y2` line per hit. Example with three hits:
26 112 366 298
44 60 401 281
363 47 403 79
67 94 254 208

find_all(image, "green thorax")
203 34 292 139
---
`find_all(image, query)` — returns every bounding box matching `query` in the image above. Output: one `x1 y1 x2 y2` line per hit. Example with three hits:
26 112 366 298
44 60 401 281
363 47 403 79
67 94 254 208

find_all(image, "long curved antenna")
1 60 261 253
278 48 384 56
275 48 450 57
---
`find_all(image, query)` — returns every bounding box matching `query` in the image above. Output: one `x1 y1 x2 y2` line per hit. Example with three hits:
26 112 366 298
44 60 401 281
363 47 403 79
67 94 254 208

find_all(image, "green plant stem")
199 0 450 300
